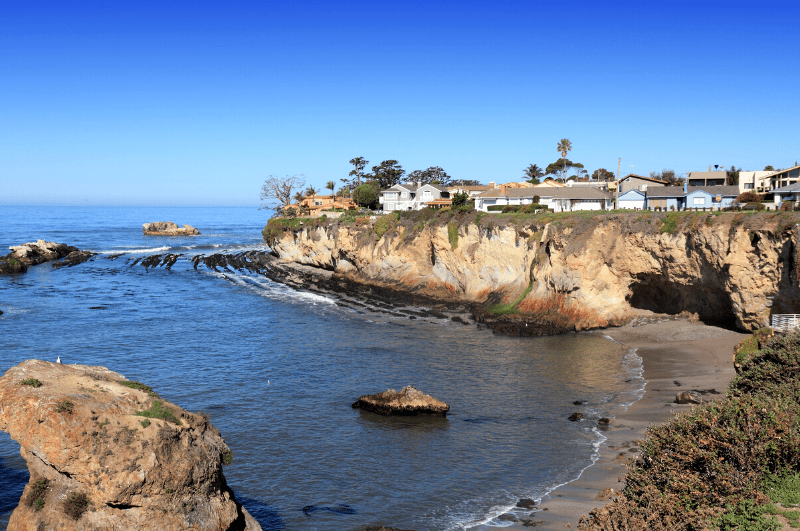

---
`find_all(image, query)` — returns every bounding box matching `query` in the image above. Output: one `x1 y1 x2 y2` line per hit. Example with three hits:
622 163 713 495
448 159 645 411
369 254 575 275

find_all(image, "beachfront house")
379 183 451 211
616 174 668 194
616 189 646 210
772 182 800 209
682 186 740 210
738 171 773 193
767 165 800 190
475 185 613 212
643 187 685 211
687 171 727 187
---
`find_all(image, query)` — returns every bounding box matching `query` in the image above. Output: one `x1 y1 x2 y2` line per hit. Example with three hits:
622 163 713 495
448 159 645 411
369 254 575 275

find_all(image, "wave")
97 246 171 255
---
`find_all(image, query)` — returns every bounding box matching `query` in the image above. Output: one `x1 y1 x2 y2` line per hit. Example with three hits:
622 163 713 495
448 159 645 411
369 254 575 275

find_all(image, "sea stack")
1 240 94 274
142 222 201 236
352 385 450 416
0 360 261 531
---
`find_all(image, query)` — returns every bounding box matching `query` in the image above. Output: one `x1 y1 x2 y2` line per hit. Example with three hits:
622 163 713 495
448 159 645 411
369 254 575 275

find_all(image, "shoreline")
498 318 749 530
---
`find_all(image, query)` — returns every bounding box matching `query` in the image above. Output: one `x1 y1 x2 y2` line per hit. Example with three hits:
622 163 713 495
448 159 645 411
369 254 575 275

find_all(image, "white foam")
98 246 171 255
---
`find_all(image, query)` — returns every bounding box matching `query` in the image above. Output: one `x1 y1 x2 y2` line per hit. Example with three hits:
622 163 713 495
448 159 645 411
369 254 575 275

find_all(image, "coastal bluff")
0 360 260 531
264 211 800 334
143 222 201 236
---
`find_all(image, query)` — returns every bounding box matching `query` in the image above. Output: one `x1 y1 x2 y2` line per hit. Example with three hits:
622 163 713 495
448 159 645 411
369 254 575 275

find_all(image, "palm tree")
523 164 544 183
557 139 572 180
326 180 336 210
305 186 319 209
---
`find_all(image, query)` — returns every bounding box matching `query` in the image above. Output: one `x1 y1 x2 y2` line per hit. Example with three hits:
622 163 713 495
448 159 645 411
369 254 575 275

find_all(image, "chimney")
708 165 712 172
489 181 496 188
417 180 422 187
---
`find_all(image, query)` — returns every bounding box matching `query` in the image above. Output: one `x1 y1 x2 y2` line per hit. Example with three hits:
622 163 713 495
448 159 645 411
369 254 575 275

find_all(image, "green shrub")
140 419 151 428
222 450 233 466
63 492 90 520
26 478 49 511
487 205 505 211
451 191 469 207
135 401 181 425
120 380 159 397
373 215 396 240
501 205 520 213
716 499 781 531
19 378 42 388
55 400 74 414
447 222 459 250
660 212 681 233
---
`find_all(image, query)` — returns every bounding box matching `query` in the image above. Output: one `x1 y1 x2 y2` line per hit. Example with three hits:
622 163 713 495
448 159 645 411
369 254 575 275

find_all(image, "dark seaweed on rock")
578 329 800 530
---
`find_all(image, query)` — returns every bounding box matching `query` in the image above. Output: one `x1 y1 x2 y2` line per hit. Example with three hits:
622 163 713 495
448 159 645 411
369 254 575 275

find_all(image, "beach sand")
502 318 749 530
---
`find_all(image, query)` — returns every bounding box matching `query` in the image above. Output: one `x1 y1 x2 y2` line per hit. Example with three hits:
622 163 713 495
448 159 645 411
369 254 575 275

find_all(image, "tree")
650 169 683 186
305 185 319 207
545 158 583 181
592 168 615 182
369 160 405 189
407 166 453 187
726 166 742 186
259 174 306 211
454 179 483 187
523 164 544 184
326 180 336 209
353 183 378 208
451 191 469 207
557 139 572 183
349 157 368 188
764 165 775 171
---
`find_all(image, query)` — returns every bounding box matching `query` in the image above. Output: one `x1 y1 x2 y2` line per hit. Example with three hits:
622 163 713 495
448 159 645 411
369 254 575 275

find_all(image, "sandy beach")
502 317 750 530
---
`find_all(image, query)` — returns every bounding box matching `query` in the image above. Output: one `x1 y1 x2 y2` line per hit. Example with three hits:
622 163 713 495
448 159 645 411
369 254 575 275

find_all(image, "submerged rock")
0 360 261 531
143 222 201 236
352 385 450 416
568 412 584 421
675 391 704 404
0 240 92 274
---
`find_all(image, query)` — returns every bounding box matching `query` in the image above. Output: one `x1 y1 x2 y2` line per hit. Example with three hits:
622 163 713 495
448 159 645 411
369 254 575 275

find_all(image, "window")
423 190 432 198
640 184 648 191
693 197 705 205
387 203 395 210
744 183 753 190
401 192 407 198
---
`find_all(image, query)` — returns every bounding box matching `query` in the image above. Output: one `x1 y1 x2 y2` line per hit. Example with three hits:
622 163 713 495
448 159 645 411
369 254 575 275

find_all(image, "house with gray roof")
379 183 450 211
616 174 668 194
771 181 800 208
475 185 613 212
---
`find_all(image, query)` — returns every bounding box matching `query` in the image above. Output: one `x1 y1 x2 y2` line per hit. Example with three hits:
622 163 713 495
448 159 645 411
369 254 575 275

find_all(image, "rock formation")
143 222 201 236
0 240 95 274
0 360 261 531
352 385 450 416
265 212 800 333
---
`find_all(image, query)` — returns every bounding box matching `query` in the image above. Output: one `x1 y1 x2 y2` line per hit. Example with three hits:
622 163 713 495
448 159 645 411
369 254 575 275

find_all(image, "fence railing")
771 314 800 332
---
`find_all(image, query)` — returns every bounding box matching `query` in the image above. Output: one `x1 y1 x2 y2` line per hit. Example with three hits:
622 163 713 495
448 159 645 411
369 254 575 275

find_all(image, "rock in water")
352 385 449 416
142 222 201 236
675 391 703 404
0 360 261 531
0 240 91 274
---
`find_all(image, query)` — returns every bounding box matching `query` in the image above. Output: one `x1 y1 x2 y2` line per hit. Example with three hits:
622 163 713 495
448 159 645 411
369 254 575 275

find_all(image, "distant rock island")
0 240 95 274
0 360 261 530
142 222 201 236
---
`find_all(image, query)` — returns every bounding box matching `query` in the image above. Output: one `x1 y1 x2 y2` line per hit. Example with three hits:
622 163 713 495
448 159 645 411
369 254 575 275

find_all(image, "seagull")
56 356 62 364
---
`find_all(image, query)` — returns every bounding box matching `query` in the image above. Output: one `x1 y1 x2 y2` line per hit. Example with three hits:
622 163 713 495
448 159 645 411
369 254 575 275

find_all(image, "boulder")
352 385 449 416
142 222 201 236
567 412 584 421
0 360 260 531
675 391 703 404
0 240 88 274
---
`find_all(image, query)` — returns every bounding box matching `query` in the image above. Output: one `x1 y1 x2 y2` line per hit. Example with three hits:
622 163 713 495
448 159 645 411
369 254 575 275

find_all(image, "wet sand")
503 318 749 530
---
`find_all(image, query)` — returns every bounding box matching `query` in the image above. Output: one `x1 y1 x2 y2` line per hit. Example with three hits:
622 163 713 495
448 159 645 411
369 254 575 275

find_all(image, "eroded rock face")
143 222 201 236
352 385 449 416
0 360 260 531
266 213 800 333
0 240 94 274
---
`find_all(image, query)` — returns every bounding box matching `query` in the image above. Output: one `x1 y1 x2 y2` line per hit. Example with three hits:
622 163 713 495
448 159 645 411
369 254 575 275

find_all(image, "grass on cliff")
261 215 327 244
578 329 800 531
19 378 42 388
26 478 49 512
120 380 159 397
135 400 181 425
63 492 90 520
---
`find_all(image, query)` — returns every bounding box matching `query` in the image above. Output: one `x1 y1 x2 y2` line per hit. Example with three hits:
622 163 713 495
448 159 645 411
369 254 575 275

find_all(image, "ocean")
0 205 644 530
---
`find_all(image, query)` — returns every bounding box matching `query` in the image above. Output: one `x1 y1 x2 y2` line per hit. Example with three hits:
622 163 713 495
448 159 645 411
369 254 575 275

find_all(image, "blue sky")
2 0 798 206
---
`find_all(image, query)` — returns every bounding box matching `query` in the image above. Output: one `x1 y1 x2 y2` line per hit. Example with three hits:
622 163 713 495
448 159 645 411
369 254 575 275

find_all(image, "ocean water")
0 206 644 530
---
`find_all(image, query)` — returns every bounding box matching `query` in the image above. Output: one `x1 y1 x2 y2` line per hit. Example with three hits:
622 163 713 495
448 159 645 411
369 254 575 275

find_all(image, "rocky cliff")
264 211 800 333
0 360 260 531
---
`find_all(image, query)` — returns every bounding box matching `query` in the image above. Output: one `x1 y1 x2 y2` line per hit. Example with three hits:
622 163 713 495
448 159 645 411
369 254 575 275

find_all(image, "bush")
737 192 764 204
135 400 181 425
63 492 90 520
781 201 794 212
353 184 378 208
451 191 469 207
486 205 504 211
502 205 521 213
20 378 42 388
55 401 74 414
26 478 49 511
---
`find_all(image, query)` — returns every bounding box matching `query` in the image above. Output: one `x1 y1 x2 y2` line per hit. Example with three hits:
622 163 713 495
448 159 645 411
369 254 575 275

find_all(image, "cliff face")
0 360 260 531
266 212 800 332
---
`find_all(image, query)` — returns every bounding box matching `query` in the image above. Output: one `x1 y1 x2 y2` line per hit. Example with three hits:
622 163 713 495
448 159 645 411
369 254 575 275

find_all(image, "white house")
738 171 773 193
475 186 613 212
379 183 451 211
617 189 646 210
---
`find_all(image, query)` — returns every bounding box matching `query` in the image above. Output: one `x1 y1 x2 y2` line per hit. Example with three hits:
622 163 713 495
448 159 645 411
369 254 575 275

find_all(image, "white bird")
267 380 270 385
56 356 62 364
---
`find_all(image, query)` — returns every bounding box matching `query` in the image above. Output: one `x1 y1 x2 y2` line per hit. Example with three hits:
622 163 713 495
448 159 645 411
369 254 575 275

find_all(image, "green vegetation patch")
19 378 42 388
140 419 151 428
660 211 681 234
447 222 459 250
135 400 181 425
261 217 320 243
222 450 234 466
487 278 534 316
63 492 90 520
120 380 159 397
26 478 49 512
734 328 774 367
55 400 74 414
373 214 398 240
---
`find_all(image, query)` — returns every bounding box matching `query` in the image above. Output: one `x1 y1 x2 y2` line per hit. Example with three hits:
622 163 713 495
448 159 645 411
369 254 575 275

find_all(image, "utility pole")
615 157 621 209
